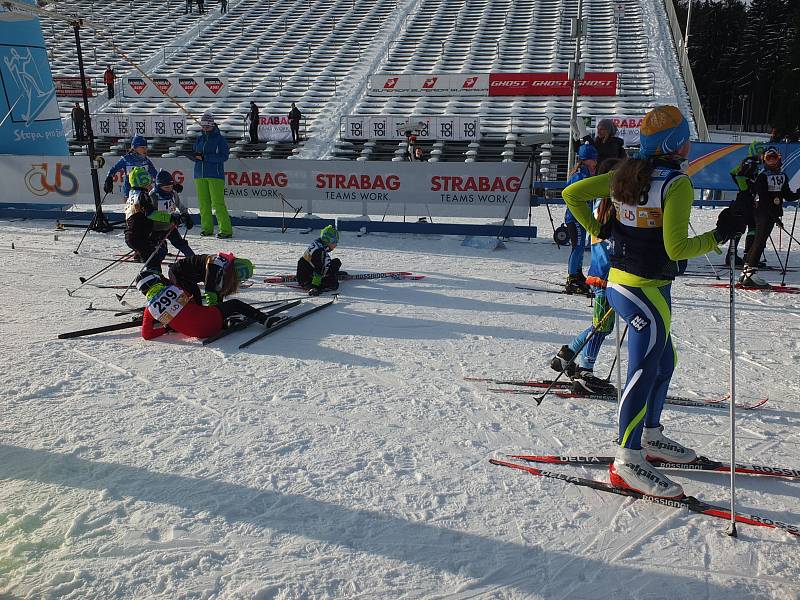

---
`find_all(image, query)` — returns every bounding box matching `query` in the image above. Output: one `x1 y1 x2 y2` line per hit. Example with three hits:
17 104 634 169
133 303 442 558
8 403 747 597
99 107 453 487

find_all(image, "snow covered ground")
1 208 798 599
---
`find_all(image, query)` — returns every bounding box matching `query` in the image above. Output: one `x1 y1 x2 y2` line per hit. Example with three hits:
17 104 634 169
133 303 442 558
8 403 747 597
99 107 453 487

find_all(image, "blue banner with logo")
0 0 68 155
687 142 800 191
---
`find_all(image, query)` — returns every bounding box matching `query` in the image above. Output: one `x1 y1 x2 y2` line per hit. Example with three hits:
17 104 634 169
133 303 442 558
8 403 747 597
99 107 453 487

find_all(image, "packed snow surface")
1 209 798 599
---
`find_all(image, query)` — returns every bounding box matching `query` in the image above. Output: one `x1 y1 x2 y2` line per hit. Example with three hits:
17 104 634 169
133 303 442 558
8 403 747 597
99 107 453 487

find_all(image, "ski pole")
726 236 738 538
767 234 786 273
116 225 176 304
776 218 800 247
67 250 135 296
780 203 798 286
529 306 614 405
688 221 720 279
72 192 110 254
604 323 627 382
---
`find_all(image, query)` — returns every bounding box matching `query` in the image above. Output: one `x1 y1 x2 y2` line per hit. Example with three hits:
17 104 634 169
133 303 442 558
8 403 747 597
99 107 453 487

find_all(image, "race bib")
146 285 190 324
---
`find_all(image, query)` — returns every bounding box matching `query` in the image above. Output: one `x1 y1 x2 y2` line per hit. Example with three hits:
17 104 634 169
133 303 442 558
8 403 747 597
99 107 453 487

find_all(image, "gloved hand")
103 176 114 194
173 182 184 193
713 207 746 244
170 213 182 226
194 153 204 161
202 291 219 306
181 212 194 229
598 219 613 241
308 287 322 297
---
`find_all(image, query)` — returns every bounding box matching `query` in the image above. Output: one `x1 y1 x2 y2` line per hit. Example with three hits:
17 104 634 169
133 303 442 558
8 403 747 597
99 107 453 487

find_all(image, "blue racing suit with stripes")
562 161 721 451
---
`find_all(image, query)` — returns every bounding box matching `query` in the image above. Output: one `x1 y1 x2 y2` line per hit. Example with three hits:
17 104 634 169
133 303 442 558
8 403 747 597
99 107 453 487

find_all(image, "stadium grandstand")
40 0 697 178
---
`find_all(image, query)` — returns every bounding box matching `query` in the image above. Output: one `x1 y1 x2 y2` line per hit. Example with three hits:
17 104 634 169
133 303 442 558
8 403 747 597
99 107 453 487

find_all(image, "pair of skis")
202 298 336 349
686 282 800 294
264 271 425 284
467 376 768 410
490 457 799 538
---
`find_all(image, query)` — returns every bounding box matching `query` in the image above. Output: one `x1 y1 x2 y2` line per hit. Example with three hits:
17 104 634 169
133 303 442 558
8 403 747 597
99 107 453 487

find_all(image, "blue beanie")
577 142 598 161
156 169 173 186
131 135 148 148
638 106 690 157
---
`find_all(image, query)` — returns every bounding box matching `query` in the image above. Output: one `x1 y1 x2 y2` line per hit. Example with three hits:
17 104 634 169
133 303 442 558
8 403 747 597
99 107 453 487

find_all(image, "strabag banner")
0 156 532 218
488 72 618 96
0 0 68 155
344 115 480 141
122 76 229 98
257 115 292 142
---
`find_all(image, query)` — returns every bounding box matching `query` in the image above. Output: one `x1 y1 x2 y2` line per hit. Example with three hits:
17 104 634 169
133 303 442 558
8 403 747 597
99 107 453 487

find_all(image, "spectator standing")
103 65 115 100
414 147 425 161
71 102 85 141
185 0 192 14
288 102 302 144
220 0 228 13
247 101 259 144
590 119 626 163
197 0 204 14
192 112 232 238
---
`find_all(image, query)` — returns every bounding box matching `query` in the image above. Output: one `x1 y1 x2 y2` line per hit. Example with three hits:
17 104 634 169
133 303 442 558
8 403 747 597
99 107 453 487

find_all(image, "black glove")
308 287 322 296
170 213 182 226
194 153 204 161
181 213 194 229
103 176 114 194
173 182 184 193
713 207 746 244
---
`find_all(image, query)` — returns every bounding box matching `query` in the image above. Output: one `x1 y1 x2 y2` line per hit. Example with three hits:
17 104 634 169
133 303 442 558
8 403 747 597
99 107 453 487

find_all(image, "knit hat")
155 169 174 186
200 112 215 127
320 225 339 245
233 258 254 281
596 118 618 137
638 106 690 157
131 135 147 148
128 165 152 188
577 142 598 161
136 270 162 295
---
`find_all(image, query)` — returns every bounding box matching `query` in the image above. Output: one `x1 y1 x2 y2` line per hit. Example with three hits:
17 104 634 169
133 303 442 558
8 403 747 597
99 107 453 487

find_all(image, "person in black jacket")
740 146 800 288
288 102 302 144
727 141 763 266
574 118 626 164
71 103 85 141
168 252 254 305
247 102 259 144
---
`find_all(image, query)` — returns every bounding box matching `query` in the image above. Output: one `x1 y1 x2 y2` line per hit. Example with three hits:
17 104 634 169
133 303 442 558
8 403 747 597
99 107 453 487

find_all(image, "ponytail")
610 157 654 206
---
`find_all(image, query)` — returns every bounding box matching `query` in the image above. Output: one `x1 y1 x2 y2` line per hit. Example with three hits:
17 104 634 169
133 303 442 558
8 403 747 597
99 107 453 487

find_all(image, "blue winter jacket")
564 164 592 224
191 125 229 180
107 152 158 196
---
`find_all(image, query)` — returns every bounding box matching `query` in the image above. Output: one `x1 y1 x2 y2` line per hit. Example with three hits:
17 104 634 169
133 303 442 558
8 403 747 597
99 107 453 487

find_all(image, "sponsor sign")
368 73 489 97
123 76 229 98
0 1 68 155
344 115 481 141
53 76 93 97
93 114 186 139
488 72 618 96
257 115 292 142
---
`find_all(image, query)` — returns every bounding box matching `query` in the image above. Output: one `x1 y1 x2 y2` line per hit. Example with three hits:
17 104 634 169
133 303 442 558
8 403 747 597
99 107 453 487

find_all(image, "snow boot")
642 425 697 463
739 265 771 289
572 369 616 395
609 447 684 498
550 345 576 375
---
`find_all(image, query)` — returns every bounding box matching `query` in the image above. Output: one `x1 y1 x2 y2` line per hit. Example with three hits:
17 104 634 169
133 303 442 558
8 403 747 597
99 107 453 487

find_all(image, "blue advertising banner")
0 0 68 155
687 142 800 192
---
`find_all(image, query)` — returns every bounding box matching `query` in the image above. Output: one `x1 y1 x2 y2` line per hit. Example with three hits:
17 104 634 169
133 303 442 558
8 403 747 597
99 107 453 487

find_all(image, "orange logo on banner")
24 163 79 197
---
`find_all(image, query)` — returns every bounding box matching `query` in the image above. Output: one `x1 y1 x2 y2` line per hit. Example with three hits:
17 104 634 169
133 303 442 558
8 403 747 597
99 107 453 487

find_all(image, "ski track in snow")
0 211 798 599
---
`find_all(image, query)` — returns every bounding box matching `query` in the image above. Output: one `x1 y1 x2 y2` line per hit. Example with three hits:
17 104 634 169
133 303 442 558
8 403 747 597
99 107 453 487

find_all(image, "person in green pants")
191 111 232 238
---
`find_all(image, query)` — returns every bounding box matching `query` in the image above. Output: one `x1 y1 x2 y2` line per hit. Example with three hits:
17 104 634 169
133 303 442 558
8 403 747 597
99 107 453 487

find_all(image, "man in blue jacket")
104 135 161 198
191 112 231 238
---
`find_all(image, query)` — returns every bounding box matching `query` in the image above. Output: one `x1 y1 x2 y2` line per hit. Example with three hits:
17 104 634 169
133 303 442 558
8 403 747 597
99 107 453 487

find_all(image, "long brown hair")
204 255 241 297
610 157 654 206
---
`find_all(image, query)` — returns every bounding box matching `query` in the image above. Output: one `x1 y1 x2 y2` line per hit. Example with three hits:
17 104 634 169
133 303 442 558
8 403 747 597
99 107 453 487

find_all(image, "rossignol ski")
238 299 335 349
201 299 301 346
506 454 800 479
490 458 799 538
264 271 424 284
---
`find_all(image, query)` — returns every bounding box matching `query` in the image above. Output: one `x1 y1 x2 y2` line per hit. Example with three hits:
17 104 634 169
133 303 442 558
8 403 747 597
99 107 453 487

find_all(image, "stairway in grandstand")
41 0 691 169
